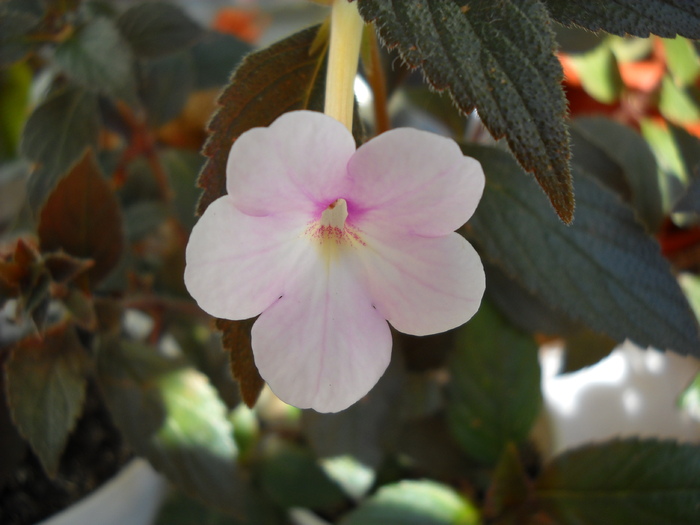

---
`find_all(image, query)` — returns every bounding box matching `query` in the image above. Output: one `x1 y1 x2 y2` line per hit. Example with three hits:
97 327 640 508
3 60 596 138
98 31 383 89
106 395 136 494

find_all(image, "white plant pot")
541 340 700 457
37 459 168 525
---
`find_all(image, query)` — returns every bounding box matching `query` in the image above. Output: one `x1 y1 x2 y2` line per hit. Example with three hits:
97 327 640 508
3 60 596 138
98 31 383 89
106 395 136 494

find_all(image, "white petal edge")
346 128 485 237
251 250 392 413
184 196 311 320
227 111 357 218
359 231 485 336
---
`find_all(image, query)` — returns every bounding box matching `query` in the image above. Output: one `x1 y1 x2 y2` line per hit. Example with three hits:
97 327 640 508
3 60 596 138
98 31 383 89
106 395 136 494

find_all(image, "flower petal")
346 128 484 237
251 252 392 413
359 231 485 336
227 111 357 218
184 196 311 320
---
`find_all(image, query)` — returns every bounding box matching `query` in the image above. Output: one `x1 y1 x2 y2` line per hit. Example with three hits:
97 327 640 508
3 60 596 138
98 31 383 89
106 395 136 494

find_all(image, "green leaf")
5 325 89 477
0 1 40 66
663 37 700 87
465 143 700 358
561 329 617 373
678 369 700 421
571 116 663 232
446 302 541 464
339 480 480 525
140 52 194 127
155 490 283 525
258 441 346 510
117 1 204 59
197 24 328 215
567 40 623 104
96 337 248 514
535 439 700 524
659 74 700 125
357 0 573 223
543 0 700 38
38 150 125 288
20 86 100 212
54 17 137 102
160 148 203 231
191 31 252 90
0 62 31 159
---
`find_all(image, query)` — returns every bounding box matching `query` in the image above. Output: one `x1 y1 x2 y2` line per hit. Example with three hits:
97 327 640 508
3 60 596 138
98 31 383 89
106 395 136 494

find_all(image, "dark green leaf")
484 445 532 522
160 148 203 231
0 1 40 66
446 302 541 464
561 329 617 373
123 201 169 242
5 325 89 476
20 86 100 212
155 489 283 525
357 0 573 222
465 143 700 357
140 52 193 127
117 1 204 58
96 337 248 514
339 480 480 525
38 150 125 288
191 31 252 90
535 439 700 524
54 17 137 102
571 117 663 232
197 24 328 215
258 442 346 510
543 0 700 38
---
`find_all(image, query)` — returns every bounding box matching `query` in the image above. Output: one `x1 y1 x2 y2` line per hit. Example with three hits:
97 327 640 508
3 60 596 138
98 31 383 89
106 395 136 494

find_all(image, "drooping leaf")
535 439 700 524
257 441 347 510
357 0 573 222
5 325 89 477
339 479 480 525
96 337 248 514
197 24 328 215
117 1 204 59
38 150 124 289
54 17 137 103
543 0 700 39
20 86 100 212
217 318 264 409
446 302 542 464
465 143 700 358
570 116 663 232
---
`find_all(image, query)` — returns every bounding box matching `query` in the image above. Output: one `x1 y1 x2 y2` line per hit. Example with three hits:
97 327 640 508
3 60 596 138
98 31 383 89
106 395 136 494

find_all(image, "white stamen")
320 198 348 230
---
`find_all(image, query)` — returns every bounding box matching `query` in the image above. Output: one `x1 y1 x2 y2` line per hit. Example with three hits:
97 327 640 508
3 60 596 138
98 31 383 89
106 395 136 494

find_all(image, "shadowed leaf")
535 439 700 524
357 0 573 222
20 86 100 212
5 325 89 477
465 143 700 357
543 0 700 38
196 24 328 215
38 150 124 289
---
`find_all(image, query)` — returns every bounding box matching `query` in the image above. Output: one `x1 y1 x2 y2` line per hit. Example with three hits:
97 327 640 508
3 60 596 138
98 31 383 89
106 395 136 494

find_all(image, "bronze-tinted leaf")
38 149 124 289
197 24 328 215
217 318 264 408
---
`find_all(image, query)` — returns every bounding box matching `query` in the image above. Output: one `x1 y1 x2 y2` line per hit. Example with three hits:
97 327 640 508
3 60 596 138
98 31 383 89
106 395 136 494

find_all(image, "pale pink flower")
185 110 485 412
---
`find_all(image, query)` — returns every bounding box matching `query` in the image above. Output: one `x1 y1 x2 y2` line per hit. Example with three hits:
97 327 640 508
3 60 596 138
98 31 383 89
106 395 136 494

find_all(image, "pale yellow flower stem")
324 0 364 132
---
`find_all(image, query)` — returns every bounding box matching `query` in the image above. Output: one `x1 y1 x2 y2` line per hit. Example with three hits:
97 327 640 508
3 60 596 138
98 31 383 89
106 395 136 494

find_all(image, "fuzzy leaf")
38 150 124 288
446 302 541 464
339 480 480 525
5 325 89 477
217 318 264 409
196 24 328 215
54 17 137 102
535 439 700 524
484 445 532 522
117 1 204 59
465 144 700 357
357 0 573 222
20 86 100 211
96 337 248 514
543 0 700 38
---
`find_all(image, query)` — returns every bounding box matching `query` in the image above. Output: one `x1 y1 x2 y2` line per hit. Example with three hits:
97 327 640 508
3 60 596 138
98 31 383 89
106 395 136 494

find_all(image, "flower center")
306 199 365 256
320 198 348 230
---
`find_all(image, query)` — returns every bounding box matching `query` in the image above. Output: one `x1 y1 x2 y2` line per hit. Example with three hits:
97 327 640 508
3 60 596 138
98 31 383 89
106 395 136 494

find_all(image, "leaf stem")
324 0 364 131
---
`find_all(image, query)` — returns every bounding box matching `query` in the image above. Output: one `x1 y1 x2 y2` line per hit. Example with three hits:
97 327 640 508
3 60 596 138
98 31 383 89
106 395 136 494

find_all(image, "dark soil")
0 383 132 525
